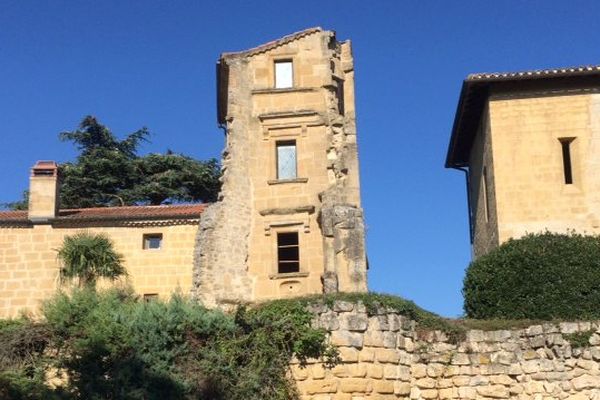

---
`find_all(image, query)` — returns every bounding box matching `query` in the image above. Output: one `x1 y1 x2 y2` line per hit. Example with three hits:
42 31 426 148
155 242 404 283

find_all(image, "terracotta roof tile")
467 64 600 82
221 27 323 58
0 204 207 224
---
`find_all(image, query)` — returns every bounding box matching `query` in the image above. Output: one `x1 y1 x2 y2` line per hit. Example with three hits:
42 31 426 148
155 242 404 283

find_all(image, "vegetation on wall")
463 231 600 320
0 288 338 400
5 116 221 210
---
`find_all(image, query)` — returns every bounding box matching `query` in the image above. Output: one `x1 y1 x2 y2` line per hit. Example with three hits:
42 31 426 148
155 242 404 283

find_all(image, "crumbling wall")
319 38 368 293
294 302 600 399
192 57 254 307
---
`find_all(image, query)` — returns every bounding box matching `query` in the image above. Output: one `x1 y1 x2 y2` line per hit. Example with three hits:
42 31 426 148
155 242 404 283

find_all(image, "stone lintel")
252 87 319 95
258 109 319 121
259 205 315 216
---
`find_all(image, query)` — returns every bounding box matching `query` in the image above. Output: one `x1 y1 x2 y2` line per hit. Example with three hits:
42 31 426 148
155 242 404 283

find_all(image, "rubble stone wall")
294 302 600 399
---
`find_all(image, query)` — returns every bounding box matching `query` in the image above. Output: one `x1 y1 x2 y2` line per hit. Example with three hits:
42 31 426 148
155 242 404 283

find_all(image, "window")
277 232 299 273
334 77 345 115
143 233 163 250
274 60 293 89
143 293 158 302
559 138 575 184
276 141 297 180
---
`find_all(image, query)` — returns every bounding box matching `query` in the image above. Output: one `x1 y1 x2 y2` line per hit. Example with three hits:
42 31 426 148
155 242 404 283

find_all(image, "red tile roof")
0 204 207 224
221 27 323 58
467 64 600 82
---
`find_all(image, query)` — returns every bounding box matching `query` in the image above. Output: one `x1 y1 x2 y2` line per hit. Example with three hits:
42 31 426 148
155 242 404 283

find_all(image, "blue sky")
1 1 599 317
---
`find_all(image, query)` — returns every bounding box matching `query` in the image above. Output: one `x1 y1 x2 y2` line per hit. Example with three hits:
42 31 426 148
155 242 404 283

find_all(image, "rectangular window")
143 293 158 302
334 77 345 115
276 141 297 180
560 138 575 184
274 60 293 89
277 232 299 274
143 233 163 250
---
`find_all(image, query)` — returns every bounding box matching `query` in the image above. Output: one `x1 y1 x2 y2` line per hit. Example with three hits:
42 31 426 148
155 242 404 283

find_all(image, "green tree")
57 232 126 288
4 116 221 209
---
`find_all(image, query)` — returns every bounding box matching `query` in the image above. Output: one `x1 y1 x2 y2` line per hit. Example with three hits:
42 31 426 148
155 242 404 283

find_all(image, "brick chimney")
28 161 59 222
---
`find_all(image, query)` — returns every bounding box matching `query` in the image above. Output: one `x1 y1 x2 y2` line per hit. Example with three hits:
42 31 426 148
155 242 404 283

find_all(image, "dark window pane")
278 246 299 262
277 232 298 246
279 262 299 274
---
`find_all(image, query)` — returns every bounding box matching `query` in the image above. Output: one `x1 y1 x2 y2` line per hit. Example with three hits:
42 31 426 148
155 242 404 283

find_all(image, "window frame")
276 231 300 274
276 140 297 180
274 59 294 89
559 137 576 185
143 233 163 250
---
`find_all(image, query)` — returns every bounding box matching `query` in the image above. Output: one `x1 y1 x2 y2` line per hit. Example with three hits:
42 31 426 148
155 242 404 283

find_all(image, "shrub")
1 288 338 400
463 231 600 319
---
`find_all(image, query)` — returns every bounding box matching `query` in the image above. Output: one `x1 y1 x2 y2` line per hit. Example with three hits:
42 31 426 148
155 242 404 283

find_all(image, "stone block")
331 331 363 348
339 378 370 393
476 384 510 398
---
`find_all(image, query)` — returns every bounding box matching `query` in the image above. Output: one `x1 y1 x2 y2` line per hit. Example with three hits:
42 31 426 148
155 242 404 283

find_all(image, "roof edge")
220 27 325 59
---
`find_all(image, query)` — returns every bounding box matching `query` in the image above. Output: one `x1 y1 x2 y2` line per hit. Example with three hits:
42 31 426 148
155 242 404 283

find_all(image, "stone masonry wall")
294 302 600 399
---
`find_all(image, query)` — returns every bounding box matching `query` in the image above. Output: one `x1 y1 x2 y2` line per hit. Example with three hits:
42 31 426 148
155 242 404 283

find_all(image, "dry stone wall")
294 302 600 399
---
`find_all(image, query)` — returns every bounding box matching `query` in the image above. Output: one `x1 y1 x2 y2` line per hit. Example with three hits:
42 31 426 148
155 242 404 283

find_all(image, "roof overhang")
445 65 600 168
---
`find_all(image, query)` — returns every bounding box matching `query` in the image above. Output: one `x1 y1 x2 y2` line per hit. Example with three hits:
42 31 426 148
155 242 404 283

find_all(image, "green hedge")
463 231 600 319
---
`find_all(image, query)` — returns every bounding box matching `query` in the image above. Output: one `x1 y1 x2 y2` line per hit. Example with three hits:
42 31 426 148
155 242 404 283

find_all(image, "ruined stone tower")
192 28 367 306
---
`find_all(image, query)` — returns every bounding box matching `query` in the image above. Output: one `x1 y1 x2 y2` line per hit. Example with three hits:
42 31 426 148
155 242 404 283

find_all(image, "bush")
1 288 338 400
463 231 600 319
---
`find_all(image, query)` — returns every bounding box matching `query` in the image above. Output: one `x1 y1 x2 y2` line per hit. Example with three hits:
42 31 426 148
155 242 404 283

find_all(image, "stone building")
446 65 600 257
0 28 368 316
0 162 204 317
193 27 368 306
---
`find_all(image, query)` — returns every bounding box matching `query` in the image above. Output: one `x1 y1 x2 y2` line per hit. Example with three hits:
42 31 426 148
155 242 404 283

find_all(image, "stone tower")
192 28 368 306
446 65 600 258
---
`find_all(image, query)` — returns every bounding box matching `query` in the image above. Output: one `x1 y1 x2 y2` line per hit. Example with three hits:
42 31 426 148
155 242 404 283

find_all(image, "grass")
255 292 598 344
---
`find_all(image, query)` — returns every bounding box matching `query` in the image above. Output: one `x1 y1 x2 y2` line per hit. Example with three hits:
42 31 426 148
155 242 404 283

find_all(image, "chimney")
28 161 59 222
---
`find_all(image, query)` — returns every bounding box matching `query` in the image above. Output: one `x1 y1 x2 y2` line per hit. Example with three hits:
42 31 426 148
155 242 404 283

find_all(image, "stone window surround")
263 219 311 280
270 52 297 89
142 233 163 250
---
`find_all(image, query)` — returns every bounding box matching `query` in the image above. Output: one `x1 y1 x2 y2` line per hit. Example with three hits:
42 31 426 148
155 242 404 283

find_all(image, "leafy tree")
463 231 600 319
57 232 126 288
2 191 28 211
5 116 221 209
124 152 220 205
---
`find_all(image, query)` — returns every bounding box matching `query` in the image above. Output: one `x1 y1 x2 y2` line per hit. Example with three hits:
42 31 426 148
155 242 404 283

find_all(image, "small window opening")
482 167 490 223
560 138 575 184
277 232 299 274
143 233 163 250
274 60 293 89
143 293 158 302
276 141 297 180
334 77 345 115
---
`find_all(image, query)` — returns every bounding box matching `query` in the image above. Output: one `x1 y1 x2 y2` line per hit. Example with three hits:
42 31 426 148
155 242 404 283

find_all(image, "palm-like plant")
57 232 126 288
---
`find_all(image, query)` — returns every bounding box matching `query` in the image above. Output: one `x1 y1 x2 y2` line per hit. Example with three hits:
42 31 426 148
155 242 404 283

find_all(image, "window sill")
267 178 308 185
252 87 318 95
269 272 309 280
